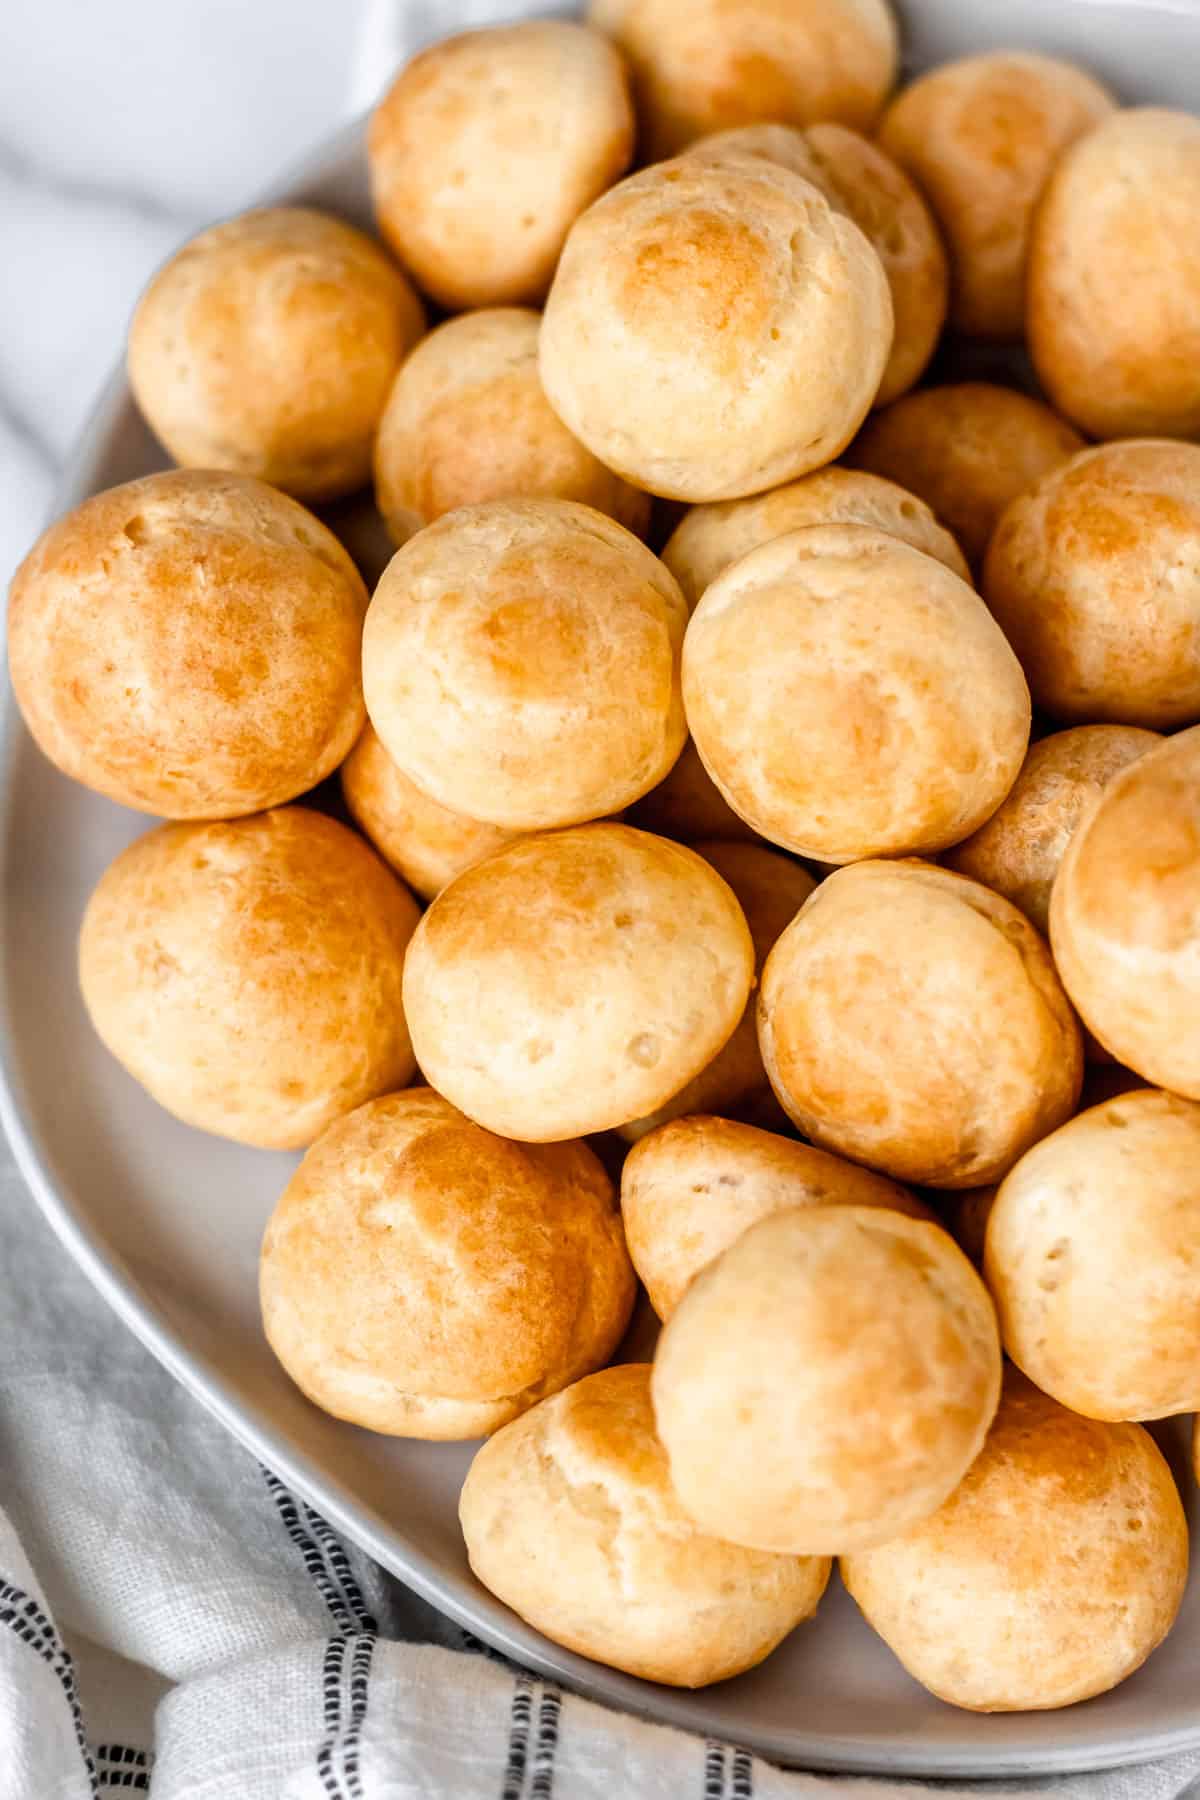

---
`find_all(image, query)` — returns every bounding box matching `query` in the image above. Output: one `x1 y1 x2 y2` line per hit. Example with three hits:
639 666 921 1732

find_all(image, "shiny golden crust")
460 1363 829 1684
983 441 1200 729
362 500 686 832
945 726 1161 933
622 1114 931 1317
127 207 424 502
78 809 420 1150
1049 726 1200 1095
681 525 1029 862
7 470 368 820
368 21 633 309
260 1089 634 1440
878 53 1114 340
652 1206 1001 1553
341 723 521 903
626 738 759 843
1029 108 1200 439
402 823 755 1141
588 0 897 159
662 467 968 609
842 1372 1188 1711
689 122 947 405
372 308 648 543
985 1091 1200 1420
616 841 815 1141
539 156 893 504
759 861 1083 1188
847 382 1084 569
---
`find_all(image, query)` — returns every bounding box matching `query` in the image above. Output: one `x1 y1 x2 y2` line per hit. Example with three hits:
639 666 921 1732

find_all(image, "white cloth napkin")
4 2 1200 1795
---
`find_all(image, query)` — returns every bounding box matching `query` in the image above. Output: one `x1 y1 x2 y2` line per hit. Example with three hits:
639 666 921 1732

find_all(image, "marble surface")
0 0 561 588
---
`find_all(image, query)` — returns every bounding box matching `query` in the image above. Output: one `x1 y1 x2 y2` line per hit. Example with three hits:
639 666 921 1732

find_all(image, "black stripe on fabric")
259 1471 382 1800
500 1674 536 1800
528 1685 562 1800
95 1744 152 1791
339 1630 377 1799
316 1633 349 1800
315 1629 380 1800
302 1502 377 1634
94 1746 150 1768
259 1468 355 1631
703 1739 727 1800
730 1746 754 1799
0 1579 98 1794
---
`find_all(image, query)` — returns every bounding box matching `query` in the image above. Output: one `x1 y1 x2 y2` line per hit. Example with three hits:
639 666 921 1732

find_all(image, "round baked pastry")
985 1089 1200 1420
368 21 633 309
260 1089 634 1439
663 467 968 609
127 207 424 502
372 308 649 544
588 0 897 158
622 1114 931 1317
945 726 1162 933
984 441 1200 728
79 808 420 1150
759 861 1083 1187
681 525 1029 861
626 738 759 844
402 824 754 1141
616 841 814 1141
652 1206 1001 1553
843 1371 1188 1711
460 1363 829 1684
847 382 1084 569
689 121 946 405
1050 728 1200 1092
341 724 520 903
7 470 367 819
362 499 687 831
539 155 893 503
878 54 1113 341
1030 108 1200 439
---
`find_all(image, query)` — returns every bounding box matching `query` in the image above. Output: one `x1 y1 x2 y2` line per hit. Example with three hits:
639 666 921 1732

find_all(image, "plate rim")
4 110 1200 1784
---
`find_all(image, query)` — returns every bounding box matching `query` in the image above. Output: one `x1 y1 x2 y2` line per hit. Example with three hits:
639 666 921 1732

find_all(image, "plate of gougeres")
5 0 1200 1777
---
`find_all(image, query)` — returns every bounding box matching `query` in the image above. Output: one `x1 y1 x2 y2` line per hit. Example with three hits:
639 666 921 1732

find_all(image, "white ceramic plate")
5 1 1200 1775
